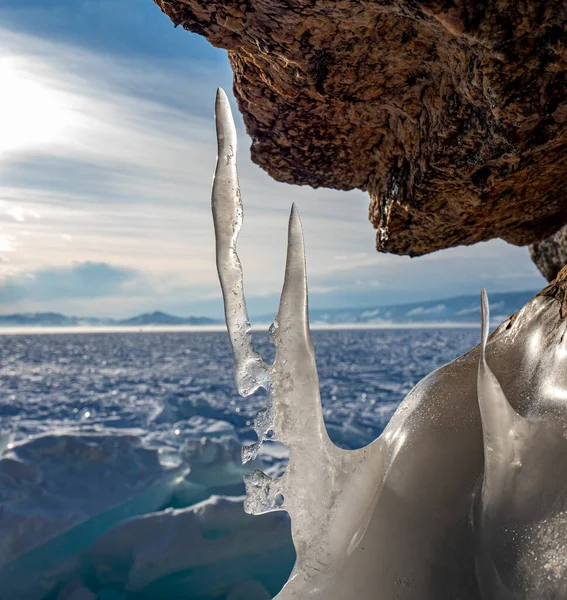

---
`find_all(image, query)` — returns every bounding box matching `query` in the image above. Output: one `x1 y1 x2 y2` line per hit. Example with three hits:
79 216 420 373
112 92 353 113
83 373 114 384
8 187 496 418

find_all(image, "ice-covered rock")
212 87 567 599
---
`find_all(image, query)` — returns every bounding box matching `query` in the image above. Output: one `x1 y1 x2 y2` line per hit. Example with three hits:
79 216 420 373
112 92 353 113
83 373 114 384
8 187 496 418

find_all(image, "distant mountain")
303 290 538 325
119 311 217 326
0 290 538 329
251 290 537 325
0 312 72 327
0 311 219 328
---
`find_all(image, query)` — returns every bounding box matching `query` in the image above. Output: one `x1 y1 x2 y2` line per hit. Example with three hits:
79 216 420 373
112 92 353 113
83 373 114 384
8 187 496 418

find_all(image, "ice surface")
476 290 567 598
0 334 292 600
0 432 186 600
89 495 294 598
213 87 567 599
0 427 290 599
0 329 473 451
0 324 477 599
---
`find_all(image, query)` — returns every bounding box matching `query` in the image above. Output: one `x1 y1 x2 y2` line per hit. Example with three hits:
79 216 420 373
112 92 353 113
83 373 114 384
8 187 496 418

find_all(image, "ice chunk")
476 290 567 598
0 432 186 600
0 431 13 455
88 495 294 598
182 433 262 488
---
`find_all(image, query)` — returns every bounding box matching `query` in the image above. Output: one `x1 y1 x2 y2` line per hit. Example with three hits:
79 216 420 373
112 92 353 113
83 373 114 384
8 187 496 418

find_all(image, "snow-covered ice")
0 329 476 599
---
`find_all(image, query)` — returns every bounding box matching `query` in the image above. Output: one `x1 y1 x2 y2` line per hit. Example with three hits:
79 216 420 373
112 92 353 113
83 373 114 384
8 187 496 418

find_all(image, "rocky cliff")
154 0 567 260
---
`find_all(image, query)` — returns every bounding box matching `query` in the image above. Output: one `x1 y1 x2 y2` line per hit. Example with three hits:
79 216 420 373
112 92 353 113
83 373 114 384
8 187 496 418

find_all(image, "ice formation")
0 412 291 599
88 495 293 598
213 88 567 599
0 433 186 600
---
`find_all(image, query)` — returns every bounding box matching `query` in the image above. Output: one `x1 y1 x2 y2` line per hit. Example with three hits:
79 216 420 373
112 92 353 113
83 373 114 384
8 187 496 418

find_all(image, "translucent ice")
212 88 567 599
476 289 567 598
88 495 293 598
0 433 186 600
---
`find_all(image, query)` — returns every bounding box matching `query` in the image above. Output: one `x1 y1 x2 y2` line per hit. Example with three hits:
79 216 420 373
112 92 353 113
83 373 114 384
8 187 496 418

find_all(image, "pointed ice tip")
215 88 229 118
216 87 227 103
286 203 306 260
480 288 489 360
288 203 303 233
214 87 236 152
276 199 308 326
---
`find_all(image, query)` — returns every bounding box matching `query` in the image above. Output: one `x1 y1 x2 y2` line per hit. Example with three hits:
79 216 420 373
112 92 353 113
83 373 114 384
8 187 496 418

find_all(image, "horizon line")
0 287 540 322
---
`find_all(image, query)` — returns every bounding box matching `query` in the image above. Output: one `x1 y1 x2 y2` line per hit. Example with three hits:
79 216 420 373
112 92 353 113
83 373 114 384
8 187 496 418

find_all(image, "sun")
0 58 74 155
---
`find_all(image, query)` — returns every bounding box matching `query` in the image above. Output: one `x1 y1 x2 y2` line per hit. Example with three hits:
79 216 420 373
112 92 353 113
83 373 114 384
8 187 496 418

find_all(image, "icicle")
476 290 567 598
211 89 385 594
477 288 526 485
240 204 327 469
210 88 567 600
212 88 270 397
241 202 337 516
270 203 329 448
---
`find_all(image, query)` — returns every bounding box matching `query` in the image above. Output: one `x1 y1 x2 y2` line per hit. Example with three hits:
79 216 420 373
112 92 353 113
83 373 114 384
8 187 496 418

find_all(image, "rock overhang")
154 0 567 258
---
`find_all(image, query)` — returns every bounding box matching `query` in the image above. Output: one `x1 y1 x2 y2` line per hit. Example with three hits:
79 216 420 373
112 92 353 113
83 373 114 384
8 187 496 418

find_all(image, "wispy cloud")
1 261 148 305
0 20 546 319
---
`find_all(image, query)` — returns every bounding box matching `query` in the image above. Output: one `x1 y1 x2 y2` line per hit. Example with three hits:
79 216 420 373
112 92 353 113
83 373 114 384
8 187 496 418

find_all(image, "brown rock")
154 0 567 256
530 225 567 282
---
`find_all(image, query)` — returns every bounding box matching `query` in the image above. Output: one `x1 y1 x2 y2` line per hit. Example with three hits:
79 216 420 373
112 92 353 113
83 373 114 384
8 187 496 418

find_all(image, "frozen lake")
0 328 479 599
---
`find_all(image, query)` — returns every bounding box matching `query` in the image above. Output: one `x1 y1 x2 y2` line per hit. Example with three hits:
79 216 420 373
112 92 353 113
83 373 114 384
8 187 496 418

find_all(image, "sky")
0 0 546 320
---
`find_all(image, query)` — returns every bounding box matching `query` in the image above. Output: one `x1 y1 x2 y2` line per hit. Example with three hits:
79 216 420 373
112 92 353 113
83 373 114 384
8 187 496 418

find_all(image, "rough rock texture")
505 264 567 329
537 263 567 317
529 225 567 282
154 0 567 256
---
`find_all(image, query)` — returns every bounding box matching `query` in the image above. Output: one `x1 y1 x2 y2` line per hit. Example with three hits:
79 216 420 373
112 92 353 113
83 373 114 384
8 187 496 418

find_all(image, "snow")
0 328 477 599
89 496 293 597
0 432 186 600
0 427 293 600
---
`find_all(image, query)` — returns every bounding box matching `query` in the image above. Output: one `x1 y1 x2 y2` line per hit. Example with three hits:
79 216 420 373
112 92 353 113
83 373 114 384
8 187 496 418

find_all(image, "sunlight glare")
0 234 15 252
0 58 74 154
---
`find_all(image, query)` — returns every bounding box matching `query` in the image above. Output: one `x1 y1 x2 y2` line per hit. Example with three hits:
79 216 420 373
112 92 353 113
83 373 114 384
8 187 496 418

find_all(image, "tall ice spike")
477 288 525 493
271 203 329 448
211 89 386 598
212 88 270 396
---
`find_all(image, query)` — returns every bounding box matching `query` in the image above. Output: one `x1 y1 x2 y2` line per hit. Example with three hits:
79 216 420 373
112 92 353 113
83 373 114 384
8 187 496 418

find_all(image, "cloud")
0 234 17 253
0 18 548 320
0 261 149 304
